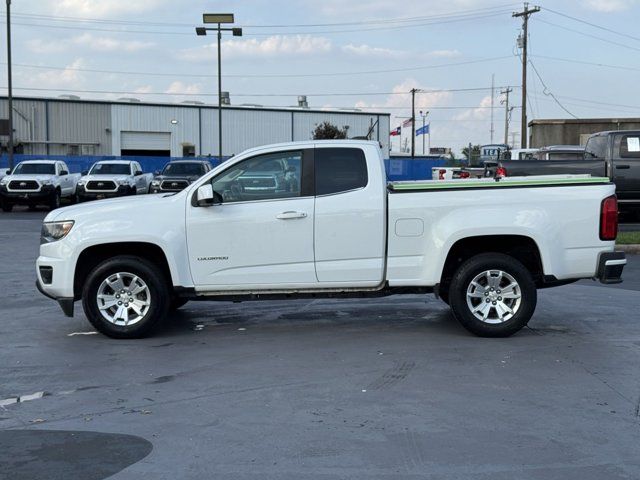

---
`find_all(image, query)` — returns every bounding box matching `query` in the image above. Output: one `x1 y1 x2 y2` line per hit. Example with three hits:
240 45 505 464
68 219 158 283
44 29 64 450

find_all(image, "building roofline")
529 117 640 126
0 95 391 117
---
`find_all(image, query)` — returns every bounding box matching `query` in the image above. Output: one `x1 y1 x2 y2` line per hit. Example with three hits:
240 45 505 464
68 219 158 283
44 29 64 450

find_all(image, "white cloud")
585 0 638 12
181 35 332 62
428 49 462 58
53 0 168 17
341 43 405 58
453 95 493 121
165 81 202 95
26 38 67 55
20 59 86 90
73 33 155 52
354 78 453 125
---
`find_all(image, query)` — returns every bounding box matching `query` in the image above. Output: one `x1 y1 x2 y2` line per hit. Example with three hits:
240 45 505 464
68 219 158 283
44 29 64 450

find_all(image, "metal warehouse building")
0 96 391 159
529 118 640 148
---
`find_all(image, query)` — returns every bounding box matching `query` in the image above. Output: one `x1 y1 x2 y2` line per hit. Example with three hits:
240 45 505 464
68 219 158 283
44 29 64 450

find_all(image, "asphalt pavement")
1 209 640 480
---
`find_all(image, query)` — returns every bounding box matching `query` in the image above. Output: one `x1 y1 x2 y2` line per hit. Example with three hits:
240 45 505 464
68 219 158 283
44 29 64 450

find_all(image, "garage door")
121 131 171 152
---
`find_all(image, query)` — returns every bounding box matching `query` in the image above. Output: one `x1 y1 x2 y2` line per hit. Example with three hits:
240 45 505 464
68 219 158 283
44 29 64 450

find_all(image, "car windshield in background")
13 163 55 175
163 163 202 175
90 163 130 175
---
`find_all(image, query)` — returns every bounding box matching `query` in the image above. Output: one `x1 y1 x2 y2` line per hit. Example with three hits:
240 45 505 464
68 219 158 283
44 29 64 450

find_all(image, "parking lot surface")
2 210 640 479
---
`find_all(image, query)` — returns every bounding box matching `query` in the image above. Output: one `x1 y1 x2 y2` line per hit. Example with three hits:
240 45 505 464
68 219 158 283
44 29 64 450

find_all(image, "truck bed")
388 174 610 192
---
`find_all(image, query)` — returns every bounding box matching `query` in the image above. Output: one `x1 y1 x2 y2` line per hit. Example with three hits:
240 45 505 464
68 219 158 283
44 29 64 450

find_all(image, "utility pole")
500 87 513 145
410 88 417 158
6 0 14 170
513 2 539 149
490 74 495 144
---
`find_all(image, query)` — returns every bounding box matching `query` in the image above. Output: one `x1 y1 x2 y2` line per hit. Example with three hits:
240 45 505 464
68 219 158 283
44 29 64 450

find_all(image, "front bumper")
597 251 626 284
36 279 74 317
0 185 55 204
77 184 133 200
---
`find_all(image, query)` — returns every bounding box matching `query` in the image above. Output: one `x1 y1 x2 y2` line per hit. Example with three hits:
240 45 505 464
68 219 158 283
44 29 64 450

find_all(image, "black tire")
170 297 189 311
1 201 13 212
49 190 61 211
69 193 78 205
448 253 537 338
82 255 170 339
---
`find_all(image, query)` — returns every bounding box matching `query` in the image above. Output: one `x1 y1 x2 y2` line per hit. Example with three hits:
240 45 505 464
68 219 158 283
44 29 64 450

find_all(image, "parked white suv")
36 141 625 339
77 161 153 202
0 160 81 211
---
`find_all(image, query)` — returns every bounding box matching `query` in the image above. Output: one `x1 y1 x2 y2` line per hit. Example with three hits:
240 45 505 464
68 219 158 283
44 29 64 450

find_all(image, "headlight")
115 179 132 186
0 178 7 186
151 180 160 187
77 180 85 186
41 221 74 244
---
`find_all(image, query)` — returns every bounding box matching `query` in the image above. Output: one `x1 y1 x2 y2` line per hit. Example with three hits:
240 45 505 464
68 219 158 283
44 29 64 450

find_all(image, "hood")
81 175 132 183
45 191 178 222
5 174 56 183
153 174 199 182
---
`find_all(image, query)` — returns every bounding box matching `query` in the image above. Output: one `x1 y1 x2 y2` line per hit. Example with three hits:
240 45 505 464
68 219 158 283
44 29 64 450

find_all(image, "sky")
0 0 639 155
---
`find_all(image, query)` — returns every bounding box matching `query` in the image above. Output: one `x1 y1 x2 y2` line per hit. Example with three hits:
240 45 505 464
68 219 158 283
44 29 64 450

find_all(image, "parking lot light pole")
196 13 242 162
6 0 14 170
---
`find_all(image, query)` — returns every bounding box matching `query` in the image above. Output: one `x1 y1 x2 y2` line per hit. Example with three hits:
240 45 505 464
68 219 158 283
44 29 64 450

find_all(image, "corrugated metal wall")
0 99 48 155
1 97 391 158
48 101 111 155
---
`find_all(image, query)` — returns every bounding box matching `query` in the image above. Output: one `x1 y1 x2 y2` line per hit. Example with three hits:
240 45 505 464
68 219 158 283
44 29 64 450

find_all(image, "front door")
186 149 316 289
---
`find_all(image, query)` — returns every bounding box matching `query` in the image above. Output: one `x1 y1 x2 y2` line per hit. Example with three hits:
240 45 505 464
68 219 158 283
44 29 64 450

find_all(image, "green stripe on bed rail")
389 177 611 191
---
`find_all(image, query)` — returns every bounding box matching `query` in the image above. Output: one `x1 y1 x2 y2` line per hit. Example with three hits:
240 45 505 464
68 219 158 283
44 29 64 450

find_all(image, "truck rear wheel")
82 255 170 339
448 253 536 337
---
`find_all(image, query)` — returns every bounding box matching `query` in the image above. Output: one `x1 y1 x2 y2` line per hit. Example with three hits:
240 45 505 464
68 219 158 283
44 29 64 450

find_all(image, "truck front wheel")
82 255 170 338
448 253 537 337
49 190 61 211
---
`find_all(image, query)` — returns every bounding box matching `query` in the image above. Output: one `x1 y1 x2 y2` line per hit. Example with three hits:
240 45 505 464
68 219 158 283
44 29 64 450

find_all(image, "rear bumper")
597 251 626 284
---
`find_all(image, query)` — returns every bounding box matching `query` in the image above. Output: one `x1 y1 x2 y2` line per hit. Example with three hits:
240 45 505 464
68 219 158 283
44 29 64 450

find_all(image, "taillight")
496 166 507 177
600 195 618 241
438 169 446 180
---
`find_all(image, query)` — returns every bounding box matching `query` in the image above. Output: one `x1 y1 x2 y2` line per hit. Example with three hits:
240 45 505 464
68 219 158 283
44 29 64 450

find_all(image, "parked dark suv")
150 160 213 193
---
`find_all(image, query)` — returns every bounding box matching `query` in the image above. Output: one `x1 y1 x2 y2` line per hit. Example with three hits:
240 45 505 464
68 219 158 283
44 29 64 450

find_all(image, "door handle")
276 211 307 220
616 165 630 169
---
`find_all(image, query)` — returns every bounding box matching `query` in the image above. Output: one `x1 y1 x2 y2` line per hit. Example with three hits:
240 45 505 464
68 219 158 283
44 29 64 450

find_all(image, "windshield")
13 163 56 175
162 163 203 175
89 163 131 175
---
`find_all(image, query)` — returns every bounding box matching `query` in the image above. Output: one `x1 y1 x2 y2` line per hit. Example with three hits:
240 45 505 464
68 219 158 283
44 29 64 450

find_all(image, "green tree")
312 122 348 140
462 145 481 165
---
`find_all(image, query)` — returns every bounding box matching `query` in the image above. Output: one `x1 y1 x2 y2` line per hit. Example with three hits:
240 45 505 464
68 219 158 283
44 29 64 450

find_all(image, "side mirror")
5 169 11 175
82 170 88 176
196 184 215 207
154 170 160 176
60 170 68 176
134 170 143 176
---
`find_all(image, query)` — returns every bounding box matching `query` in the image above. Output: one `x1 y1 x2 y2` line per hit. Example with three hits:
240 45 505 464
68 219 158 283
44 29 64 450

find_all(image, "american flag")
402 118 413 128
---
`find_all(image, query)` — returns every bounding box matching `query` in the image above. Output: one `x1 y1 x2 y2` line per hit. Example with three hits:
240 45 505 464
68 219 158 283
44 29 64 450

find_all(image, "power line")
7 11 513 36
0 55 514 79
543 7 640 44
531 54 640 73
2 4 518 28
527 59 577 118
535 18 640 53
0 85 515 98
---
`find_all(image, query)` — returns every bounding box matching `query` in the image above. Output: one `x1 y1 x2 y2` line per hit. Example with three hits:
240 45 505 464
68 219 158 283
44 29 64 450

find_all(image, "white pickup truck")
0 160 81 211
77 160 153 201
36 140 626 339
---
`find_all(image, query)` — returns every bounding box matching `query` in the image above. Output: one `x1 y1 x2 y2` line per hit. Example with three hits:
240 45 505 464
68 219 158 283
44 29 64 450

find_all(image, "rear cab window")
315 147 368 196
616 134 640 159
585 136 608 159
